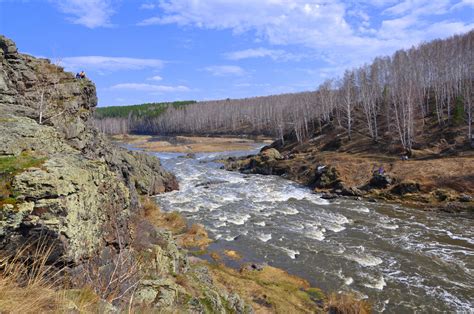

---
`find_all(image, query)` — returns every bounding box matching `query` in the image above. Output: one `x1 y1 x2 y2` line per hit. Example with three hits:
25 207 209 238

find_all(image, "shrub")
325 293 371 314
452 96 464 126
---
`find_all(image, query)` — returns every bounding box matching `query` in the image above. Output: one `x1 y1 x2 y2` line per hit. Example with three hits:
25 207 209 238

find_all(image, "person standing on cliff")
79 70 86 79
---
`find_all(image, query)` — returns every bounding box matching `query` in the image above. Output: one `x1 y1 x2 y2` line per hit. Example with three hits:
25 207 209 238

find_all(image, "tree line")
94 30 473 150
93 101 196 134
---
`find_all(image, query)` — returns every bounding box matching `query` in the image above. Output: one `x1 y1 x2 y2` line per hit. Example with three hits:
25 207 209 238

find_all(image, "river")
145 145 473 313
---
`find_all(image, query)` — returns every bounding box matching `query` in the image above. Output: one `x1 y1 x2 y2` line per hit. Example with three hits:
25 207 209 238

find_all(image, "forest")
94 100 196 134
94 31 473 151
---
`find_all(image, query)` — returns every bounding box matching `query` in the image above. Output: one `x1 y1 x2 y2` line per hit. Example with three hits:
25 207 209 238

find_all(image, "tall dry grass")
0 238 65 313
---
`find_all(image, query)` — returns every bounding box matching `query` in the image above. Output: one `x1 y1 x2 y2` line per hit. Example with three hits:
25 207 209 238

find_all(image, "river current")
146 146 473 313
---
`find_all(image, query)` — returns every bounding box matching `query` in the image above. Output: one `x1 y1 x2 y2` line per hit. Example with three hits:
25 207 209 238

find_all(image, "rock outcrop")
0 35 255 312
0 34 178 261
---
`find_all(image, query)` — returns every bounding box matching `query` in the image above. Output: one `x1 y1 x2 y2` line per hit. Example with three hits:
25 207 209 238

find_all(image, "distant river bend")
133 145 473 313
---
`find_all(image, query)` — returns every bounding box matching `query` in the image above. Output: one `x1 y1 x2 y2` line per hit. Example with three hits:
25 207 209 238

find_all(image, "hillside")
225 113 474 212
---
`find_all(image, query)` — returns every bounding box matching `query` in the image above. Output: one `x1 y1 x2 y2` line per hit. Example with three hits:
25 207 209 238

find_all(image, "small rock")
241 263 267 272
459 194 472 202
320 193 338 200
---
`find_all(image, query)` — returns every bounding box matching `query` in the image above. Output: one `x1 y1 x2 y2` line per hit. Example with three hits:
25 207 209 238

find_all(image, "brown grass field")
111 134 273 153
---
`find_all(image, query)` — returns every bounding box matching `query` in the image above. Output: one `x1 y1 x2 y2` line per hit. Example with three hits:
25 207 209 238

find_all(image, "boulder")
320 193 338 200
391 181 420 195
365 173 393 190
313 166 341 189
260 148 282 161
433 189 452 202
459 194 472 202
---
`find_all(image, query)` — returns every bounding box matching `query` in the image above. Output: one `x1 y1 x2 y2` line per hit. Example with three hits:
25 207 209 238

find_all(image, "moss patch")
0 152 46 205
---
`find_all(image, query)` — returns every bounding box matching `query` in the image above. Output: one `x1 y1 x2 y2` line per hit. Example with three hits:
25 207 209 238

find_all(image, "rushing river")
147 146 473 313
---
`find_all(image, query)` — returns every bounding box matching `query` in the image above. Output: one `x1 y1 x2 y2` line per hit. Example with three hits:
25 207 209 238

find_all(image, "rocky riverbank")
224 138 474 213
1 35 352 312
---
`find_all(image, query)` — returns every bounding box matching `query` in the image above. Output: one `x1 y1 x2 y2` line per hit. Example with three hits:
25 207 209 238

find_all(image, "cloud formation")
53 0 116 28
224 48 302 61
111 83 190 92
148 75 163 81
61 56 164 72
204 65 245 76
138 0 473 68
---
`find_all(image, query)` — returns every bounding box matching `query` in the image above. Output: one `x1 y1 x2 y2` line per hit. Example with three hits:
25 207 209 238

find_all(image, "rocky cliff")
0 35 255 312
0 34 179 261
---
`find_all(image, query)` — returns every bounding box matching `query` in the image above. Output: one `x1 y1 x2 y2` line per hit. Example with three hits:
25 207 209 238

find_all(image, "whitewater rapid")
150 148 474 313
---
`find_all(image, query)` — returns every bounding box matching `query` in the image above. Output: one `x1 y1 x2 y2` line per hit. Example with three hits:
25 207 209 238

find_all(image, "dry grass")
224 250 242 260
177 223 213 249
0 238 140 312
205 262 323 313
142 197 187 234
112 134 268 153
0 239 65 313
325 293 371 314
142 197 212 249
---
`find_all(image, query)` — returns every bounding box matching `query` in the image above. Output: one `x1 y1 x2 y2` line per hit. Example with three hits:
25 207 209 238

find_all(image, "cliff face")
0 35 177 262
0 36 256 313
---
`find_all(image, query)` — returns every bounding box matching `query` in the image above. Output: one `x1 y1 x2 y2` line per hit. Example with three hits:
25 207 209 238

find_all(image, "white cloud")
148 75 163 81
224 48 302 61
111 83 190 92
204 65 245 76
383 0 451 16
137 1 354 48
61 56 164 72
140 3 156 10
137 0 473 77
52 0 116 28
451 0 474 10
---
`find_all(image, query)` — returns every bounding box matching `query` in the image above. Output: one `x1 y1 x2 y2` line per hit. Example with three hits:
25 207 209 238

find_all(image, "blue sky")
0 0 473 107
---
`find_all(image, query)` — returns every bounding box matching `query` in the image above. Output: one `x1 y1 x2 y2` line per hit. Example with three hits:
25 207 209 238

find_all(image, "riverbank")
149 143 474 312
110 134 273 153
143 196 371 313
224 142 474 213
111 139 368 312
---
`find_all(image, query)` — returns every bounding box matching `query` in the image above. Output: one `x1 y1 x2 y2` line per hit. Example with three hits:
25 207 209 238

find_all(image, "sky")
0 0 473 107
